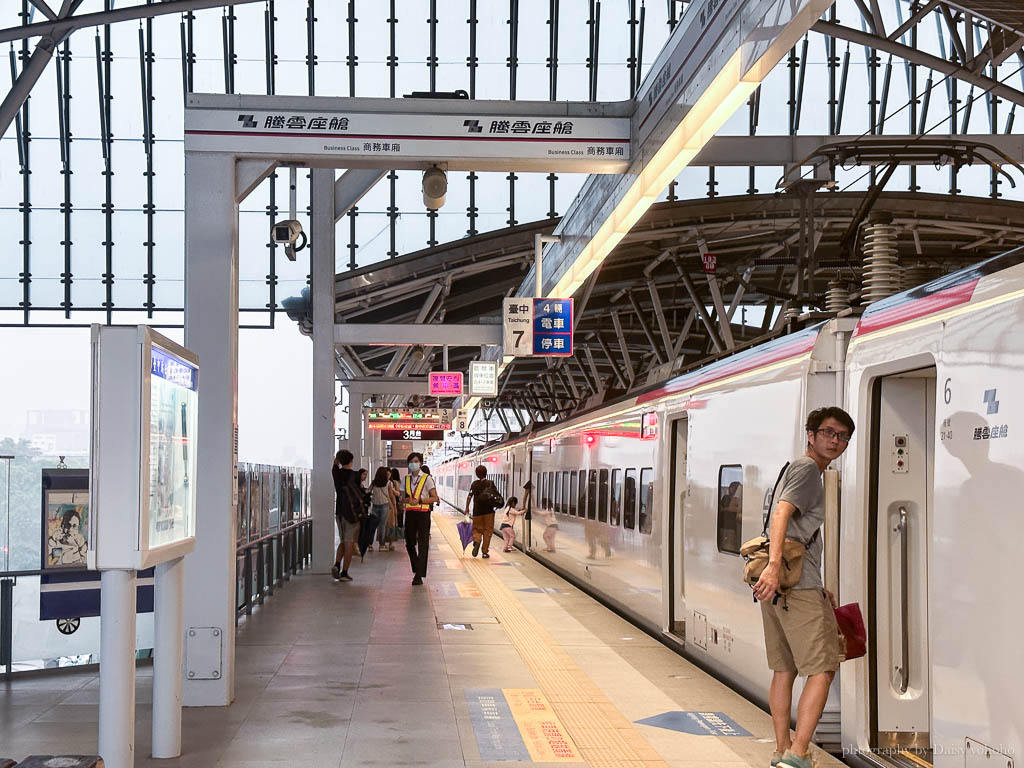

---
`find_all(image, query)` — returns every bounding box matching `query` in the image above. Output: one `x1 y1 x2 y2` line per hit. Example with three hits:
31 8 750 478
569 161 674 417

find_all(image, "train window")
569 472 578 516
578 469 588 519
623 469 637 530
717 465 743 554
561 471 569 515
610 469 621 525
554 472 561 514
544 472 551 510
587 470 598 520
598 469 609 523
639 468 653 535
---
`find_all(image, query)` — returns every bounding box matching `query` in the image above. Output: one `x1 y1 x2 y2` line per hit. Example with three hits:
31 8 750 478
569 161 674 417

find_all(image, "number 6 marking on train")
943 378 951 405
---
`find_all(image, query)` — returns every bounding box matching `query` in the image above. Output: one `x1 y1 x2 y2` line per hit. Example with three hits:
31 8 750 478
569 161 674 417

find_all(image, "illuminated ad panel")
429 371 464 396
147 345 199 551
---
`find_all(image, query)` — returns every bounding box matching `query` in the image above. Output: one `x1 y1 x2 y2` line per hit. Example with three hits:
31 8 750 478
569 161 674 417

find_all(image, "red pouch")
834 602 867 661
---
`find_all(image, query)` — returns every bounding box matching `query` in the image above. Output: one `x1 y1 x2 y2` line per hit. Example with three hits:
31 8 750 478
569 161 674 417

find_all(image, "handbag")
834 602 867 661
740 461 819 593
385 525 405 542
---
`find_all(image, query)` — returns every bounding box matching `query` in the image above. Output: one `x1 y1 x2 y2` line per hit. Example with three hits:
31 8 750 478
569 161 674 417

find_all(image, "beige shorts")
760 588 841 676
335 515 360 544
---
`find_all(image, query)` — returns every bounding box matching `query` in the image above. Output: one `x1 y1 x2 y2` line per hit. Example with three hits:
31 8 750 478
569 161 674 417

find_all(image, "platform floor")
0 514 844 768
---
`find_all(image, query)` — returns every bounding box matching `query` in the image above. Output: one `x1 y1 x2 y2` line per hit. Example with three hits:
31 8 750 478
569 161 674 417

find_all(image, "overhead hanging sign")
503 298 574 357
468 361 499 397
367 409 451 430
378 428 446 441
532 298 573 356
429 371 464 396
185 97 630 172
503 298 534 358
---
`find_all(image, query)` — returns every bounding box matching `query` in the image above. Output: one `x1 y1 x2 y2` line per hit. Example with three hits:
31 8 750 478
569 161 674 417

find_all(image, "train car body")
838 251 1024 768
433 248 1024 768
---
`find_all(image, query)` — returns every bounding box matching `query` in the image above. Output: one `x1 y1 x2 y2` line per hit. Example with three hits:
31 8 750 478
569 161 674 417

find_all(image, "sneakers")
412 575 423 585
331 564 340 580
339 571 353 582
778 750 813 768
481 552 490 558
771 751 783 767
378 544 387 551
472 541 480 557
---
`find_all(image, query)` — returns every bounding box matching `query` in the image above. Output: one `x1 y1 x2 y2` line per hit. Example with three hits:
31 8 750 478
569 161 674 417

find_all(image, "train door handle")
893 506 909 694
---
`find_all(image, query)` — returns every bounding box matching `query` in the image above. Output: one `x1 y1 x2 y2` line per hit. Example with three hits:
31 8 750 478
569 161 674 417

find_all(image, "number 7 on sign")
514 330 524 349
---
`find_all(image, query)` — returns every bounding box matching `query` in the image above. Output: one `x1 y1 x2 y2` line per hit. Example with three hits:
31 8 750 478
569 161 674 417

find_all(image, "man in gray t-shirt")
775 457 826 591
752 407 854 768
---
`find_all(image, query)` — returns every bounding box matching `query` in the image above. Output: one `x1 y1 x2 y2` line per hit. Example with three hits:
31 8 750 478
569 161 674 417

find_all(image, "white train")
433 248 1024 768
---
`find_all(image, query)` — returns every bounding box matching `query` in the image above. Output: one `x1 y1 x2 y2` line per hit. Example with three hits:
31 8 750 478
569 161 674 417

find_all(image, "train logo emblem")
984 388 999 414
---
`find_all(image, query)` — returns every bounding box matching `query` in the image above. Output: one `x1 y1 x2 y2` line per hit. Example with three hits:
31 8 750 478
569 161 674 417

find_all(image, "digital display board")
379 428 446 441
369 422 451 431
147 344 199 550
367 409 450 430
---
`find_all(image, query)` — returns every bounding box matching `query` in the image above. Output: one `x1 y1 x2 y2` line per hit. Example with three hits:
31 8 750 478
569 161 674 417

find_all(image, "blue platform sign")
465 689 531 762
636 710 752 737
532 298 573 356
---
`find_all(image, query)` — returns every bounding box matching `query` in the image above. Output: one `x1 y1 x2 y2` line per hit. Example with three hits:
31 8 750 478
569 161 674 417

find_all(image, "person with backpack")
331 449 361 582
465 465 501 558
751 407 854 768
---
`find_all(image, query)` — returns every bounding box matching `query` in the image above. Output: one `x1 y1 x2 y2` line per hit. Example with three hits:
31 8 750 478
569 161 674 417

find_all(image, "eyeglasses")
815 427 851 443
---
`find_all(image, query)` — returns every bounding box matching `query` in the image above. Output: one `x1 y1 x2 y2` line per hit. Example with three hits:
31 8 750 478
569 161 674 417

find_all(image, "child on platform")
499 496 524 552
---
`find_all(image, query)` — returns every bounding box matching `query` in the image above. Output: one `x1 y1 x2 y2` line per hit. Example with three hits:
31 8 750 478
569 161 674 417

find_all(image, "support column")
152 556 184 758
347 385 365 471
98 569 137 768
183 150 238 706
312 168 337 575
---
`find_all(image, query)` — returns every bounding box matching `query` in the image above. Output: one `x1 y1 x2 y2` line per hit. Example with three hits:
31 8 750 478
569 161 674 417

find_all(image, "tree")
0 438 87 573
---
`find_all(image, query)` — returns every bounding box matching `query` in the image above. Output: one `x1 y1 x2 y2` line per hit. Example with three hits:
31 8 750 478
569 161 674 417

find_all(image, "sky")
0 322 313 467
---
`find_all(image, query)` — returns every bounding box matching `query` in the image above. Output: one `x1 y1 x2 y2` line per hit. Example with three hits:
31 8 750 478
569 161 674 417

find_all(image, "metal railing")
235 518 313 620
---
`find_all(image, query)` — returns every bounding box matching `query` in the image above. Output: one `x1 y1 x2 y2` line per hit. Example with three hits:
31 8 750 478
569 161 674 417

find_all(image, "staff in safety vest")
402 452 438 586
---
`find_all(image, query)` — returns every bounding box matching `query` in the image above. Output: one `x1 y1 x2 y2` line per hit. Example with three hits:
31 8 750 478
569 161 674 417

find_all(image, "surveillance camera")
422 167 447 210
272 219 307 261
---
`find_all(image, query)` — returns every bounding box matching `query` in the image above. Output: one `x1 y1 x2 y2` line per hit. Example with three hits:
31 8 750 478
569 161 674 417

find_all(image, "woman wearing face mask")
402 452 439 586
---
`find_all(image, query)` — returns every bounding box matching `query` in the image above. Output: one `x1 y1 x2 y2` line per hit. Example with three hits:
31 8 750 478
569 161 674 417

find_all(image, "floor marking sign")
504 688 580 762
430 582 459 598
466 688 531 762
518 587 566 594
636 711 751 737
456 582 482 598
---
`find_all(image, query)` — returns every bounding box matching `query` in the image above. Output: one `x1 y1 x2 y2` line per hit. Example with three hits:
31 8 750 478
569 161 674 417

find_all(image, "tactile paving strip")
435 514 670 768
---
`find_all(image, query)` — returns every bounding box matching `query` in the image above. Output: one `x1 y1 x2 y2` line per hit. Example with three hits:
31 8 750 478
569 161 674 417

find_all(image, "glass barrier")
1 458 310 673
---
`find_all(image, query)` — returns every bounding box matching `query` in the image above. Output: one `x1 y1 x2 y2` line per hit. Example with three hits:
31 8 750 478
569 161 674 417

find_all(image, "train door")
871 371 934 758
668 416 688 638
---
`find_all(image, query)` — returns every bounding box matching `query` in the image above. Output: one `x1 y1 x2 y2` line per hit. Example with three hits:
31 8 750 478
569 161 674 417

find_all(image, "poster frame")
40 468 91 571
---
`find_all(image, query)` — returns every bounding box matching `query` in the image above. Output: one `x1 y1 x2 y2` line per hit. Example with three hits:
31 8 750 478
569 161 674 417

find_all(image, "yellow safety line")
435 514 669 768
